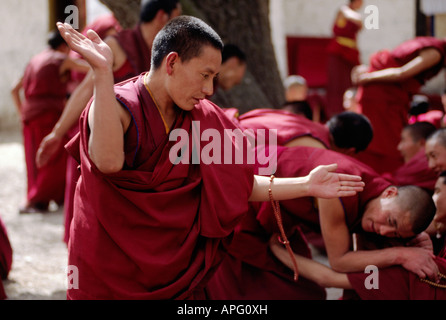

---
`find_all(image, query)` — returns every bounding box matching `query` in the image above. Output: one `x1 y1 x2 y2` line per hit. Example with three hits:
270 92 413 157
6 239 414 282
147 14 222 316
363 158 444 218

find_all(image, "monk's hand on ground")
307 163 364 199
400 247 439 282
56 22 113 72
36 131 63 168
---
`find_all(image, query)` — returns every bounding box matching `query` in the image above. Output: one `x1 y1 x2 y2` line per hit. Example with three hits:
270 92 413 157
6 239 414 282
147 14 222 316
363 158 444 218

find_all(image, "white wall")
0 0 48 130
272 0 417 79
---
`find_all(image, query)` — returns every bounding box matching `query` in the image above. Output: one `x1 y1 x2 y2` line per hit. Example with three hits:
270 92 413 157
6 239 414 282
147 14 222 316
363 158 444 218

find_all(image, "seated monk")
383 121 437 193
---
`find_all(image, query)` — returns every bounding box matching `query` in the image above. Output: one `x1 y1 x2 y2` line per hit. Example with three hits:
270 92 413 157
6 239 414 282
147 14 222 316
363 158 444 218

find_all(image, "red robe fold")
0 216 13 300
235 108 330 147
355 37 446 174
206 146 390 300
206 203 327 300
346 256 446 300
66 74 254 300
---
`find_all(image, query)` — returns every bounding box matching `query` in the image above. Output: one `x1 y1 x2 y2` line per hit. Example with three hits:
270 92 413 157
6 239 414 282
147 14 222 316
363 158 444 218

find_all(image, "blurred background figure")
10 29 89 214
326 0 363 118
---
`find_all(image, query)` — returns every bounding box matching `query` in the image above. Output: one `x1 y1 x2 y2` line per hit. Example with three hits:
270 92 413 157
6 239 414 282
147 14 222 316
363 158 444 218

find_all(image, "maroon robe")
346 256 446 300
382 149 437 193
0 216 13 300
355 37 446 174
66 74 254 299
21 48 69 208
326 13 361 117
206 146 390 300
236 108 330 147
113 25 152 83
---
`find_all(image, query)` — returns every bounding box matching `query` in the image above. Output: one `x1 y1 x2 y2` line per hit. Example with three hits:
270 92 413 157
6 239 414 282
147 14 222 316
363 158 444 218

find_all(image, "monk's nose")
378 225 396 237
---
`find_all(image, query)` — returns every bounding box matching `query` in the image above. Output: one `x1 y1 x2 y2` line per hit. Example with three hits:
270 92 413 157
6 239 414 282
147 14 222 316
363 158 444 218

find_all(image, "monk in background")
326 0 363 117
383 121 437 193
11 30 89 213
352 36 446 174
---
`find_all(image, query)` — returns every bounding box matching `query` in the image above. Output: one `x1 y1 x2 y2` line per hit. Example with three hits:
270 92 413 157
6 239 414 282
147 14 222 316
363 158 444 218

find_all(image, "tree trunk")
99 0 285 113
182 0 285 113
99 0 141 29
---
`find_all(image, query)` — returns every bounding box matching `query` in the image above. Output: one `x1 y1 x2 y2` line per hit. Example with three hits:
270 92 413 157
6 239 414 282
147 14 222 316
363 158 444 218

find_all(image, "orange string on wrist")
269 175 299 281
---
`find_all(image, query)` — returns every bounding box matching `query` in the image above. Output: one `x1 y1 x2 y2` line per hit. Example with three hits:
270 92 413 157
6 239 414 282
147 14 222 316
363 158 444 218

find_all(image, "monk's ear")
382 186 398 198
165 52 179 75
155 10 169 25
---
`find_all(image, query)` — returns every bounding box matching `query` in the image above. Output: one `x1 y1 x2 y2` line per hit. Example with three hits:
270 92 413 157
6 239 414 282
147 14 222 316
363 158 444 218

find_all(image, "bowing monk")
10 30 89 213
37 0 181 244
383 122 437 192
271 172 446 300
232 108 372 156
57 16 364 300
206 146 437 300
352 36 446 174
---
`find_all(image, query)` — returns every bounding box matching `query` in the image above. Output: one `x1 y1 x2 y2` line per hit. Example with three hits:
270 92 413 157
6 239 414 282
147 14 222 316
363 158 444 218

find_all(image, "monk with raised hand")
56 18 364 300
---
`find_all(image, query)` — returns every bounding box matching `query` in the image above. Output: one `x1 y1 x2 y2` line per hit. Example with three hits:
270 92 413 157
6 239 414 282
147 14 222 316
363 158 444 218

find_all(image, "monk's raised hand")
307 163 364 199
56 22 113 71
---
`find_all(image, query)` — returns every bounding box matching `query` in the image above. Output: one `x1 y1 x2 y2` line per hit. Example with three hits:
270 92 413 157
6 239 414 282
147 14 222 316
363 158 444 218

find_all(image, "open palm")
57 22 113 71
308 164 364 198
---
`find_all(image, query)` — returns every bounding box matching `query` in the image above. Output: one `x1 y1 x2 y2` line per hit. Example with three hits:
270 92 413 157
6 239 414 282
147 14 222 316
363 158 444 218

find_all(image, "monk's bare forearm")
88 68 126 173
269 236 352 289
249 175 309 202
53 72 94 138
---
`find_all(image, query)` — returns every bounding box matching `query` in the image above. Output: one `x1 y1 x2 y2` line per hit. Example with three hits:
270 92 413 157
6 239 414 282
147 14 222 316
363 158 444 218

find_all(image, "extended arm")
354 48 442 85
269 234 352 289
56 22 131 174
11 76 23 116
249 163 364 202
339 5 362 27
36 71 94 167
